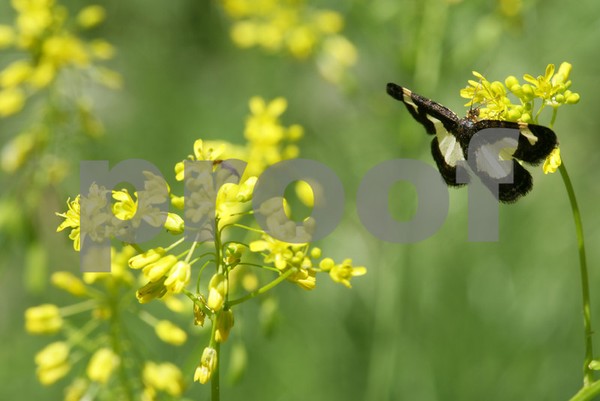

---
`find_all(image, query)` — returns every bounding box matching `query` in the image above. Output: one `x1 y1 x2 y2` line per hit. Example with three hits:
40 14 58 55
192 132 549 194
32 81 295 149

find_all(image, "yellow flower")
215 309 235 343
51 271 87 296
64 379 88 401
77 5 106 29
13 0 54 38
194 347 217 384
0 87 25 117
87 348 119 383
314 10 344 34
35 341 70 385
321 258 367 288
543 147 561 174
0 131 36 173
207 273 228 311
164 260 191 293
25 303 63 334
0 59 32 87
142 255 178 282
89 39 115 60
56 195 81 251
28 61 55 88
129 247 166 269
43 34 90 68
155 320 187 346
0 25 15 49
143 362 184 396
136 277 168 303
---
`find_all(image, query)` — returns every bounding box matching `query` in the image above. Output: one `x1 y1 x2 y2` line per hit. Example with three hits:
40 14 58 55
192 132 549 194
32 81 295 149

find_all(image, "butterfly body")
386 82 558 203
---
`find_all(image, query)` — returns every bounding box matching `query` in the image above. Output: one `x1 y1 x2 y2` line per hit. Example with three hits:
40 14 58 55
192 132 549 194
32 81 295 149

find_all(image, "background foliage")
2 0 600 400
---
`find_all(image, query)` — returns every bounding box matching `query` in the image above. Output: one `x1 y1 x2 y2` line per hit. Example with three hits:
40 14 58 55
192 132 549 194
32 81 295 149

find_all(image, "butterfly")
386 82 558 203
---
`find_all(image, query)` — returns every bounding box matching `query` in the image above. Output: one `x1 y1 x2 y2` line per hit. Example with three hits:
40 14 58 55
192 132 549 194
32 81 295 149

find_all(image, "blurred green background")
2 0 600 400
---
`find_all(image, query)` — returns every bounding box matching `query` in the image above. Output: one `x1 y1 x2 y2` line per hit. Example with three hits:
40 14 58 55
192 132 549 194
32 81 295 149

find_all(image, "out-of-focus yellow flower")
77 5 106 29
0 131 36 173
43 34 89 67
51 271 87 296
0 87 25 117
35 341 71 385
0 60 32 87
86 348 119 383
25 303 63 334
64 379 88 401
155 320 187 345
0 25 15 48
89 39 115 60
143 362 184 396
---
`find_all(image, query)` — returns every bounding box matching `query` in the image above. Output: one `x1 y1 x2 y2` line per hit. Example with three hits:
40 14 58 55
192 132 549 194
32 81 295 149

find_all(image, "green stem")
227 268 295 307
559 162 594 386
569 379 600 401
108 288 135 401
211 342 221 401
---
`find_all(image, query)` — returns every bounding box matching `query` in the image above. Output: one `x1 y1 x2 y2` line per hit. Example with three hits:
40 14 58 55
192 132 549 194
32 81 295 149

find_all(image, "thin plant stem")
227 268 295 307
211 342 221 401
559 162 594 386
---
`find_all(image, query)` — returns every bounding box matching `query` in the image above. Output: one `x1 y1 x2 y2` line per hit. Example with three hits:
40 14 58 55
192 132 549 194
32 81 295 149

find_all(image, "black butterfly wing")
469 120 557 203
473 120 558 165
387 83 467 187
386 83 460 135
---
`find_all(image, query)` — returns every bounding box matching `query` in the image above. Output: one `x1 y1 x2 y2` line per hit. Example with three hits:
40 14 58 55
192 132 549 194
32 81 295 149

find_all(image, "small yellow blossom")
207 273 228 311
64 379 88 401
164 260 191 293
0 131 36 173
143 362 184 396
25 303 63 334
143 255 178 282
155 320 187 346
129 247 166 269
35 341 70 385
56 196 81 251
215 309 235 343
0 60 32 87
0 87 25 117
77 5 106 29
194 347 218 384
86 348 119 383
89 39 115 60
0 25 15 48
322 258 367 288
136 277 168 303
51 271 87 296
543 147 561 174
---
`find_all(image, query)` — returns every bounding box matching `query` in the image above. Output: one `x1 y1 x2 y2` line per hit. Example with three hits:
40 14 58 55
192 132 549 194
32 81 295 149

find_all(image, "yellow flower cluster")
460 62 580 174
52 95 367 393
220 0 357 84
0 1 116 118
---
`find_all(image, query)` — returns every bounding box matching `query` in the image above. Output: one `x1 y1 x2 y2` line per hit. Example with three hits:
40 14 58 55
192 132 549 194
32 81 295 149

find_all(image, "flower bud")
207 273 228 311
155 320 187 346
143 255 178 282
25 304 63 334
215 309 235 343
128 247 165 269
194 347 218 384
165 213 184 234
87 348 119 383
51 272 87 296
